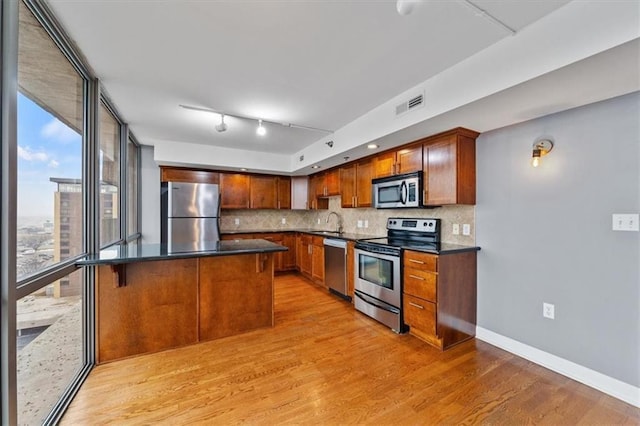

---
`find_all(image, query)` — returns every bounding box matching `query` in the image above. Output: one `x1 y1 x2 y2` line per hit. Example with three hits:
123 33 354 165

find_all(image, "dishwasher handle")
323 238 347 249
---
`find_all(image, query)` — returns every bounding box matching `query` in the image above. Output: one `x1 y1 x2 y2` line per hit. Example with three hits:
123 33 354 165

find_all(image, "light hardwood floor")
62 273 639 424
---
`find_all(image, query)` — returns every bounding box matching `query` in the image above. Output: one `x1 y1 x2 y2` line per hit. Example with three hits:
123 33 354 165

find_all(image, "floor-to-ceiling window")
16 1 88 423
1 1 140 423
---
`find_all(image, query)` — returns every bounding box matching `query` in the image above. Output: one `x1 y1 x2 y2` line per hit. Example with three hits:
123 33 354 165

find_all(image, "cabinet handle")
308 245 312 255
408 274 424 281
409 302 424 310
277 201 280 209
408 259 425 264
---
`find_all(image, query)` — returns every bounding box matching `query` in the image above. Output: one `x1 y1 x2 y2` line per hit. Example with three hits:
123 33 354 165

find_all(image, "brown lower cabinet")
199 254 273 341
293 233 324 286
346 241 355 302
222 232 296 272
95 253 274 363
402 249 477 350
311 236 324 285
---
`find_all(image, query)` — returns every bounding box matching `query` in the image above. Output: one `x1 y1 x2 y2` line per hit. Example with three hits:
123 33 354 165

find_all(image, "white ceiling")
46 0 573 156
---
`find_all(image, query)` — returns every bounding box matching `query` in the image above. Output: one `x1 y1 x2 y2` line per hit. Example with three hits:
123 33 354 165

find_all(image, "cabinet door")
311 243 325 285
340 165 356 208
250 175 278 209
220 173 250 209
346 241 355 302
396 145 422 175
423 136 457 205
277 177 291 209
325 169 340 196
373 151 397 178
291 176 309 210
282 233 296 270
355 159 373 207
300 235 312 276
161 167 220 184
314 174 326 197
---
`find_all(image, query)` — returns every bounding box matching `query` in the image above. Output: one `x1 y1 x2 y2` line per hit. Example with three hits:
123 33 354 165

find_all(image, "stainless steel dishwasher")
324 238 350 301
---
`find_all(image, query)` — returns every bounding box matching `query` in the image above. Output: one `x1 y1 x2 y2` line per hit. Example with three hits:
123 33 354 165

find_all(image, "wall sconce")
532 138 554 167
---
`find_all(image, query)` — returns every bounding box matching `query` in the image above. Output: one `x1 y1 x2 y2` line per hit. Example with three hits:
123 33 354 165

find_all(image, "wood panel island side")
78 239 287 364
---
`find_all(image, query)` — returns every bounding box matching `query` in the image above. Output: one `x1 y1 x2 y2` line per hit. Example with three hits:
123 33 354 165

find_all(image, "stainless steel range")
354 218 441 333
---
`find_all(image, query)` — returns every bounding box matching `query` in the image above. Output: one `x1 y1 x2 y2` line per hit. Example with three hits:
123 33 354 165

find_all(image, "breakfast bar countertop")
77 239 288 266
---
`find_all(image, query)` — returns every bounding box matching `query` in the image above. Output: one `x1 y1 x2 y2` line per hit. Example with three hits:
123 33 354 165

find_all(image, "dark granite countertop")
221 229 383 242
400 242 481 255
77 239 288 266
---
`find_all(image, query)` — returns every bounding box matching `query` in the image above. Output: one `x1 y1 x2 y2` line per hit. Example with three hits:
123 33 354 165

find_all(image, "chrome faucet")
326 211 343 234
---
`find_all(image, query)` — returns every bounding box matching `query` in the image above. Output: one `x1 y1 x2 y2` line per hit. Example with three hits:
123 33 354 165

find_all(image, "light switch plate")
612 214 639 231
452 224 460 235
357 220 363 228
462 224 471 236
234 218 240 225
281 218 286 225
364 220 369 228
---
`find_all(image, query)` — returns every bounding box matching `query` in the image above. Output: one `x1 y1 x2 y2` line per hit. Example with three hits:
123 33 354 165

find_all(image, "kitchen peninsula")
78 239 287 363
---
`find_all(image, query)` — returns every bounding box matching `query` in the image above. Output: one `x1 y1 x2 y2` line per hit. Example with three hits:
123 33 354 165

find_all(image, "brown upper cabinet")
220 173 250 209
422 128 478 206
160 167 219 184
249 175 278 209
308 174 328 210
313 169 340 198
373 144 422 178
340 158 373 208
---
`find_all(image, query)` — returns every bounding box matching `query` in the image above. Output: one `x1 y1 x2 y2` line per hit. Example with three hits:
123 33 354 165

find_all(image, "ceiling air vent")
396 92 424 116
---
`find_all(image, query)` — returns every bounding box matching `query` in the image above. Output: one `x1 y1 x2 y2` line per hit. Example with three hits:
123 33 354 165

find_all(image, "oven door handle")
400 181 408 205
355 292 400 315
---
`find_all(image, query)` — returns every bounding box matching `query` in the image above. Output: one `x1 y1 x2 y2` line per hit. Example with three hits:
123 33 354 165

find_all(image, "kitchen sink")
314 230 342 235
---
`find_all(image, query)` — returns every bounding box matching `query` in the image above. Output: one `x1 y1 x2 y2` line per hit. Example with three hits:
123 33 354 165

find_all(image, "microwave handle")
400 181 408 204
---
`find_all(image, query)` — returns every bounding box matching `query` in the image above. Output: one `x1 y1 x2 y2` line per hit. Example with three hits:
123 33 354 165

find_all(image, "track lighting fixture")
256 119 266 136
179 104 333 135
215 114 227 132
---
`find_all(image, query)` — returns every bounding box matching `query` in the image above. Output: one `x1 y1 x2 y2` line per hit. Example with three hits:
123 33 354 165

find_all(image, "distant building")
50 177 119 297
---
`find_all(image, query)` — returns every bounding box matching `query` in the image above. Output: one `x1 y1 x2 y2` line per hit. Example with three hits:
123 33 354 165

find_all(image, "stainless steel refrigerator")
162 182 220 252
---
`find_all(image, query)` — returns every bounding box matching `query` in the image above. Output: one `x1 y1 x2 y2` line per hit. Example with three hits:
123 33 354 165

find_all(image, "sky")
17 93 82 219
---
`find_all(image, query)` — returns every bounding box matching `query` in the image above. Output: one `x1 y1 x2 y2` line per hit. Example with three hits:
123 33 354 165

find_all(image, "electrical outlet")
317 218 321 225
462 224 471 236
543 302 555 319
281 218 286 225
364 220 369 228
612 213 639 231
234 218 240 225
452 224 460 235
357 220 363 228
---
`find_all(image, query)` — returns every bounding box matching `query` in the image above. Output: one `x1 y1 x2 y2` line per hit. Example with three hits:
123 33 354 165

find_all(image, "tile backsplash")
220 197 475 245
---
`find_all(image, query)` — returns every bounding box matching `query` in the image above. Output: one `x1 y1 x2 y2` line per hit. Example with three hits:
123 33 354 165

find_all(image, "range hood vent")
396 93 424 116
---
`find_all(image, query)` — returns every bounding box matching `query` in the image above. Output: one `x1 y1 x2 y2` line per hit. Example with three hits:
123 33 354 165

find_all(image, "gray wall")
476 92 639 387
140 145 161 244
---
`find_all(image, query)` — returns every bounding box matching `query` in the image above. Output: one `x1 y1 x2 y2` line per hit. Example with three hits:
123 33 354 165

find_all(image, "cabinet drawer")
404 251 437 272
403 294 436 336
312 235 325 246
300 234 312 244
403 267 437 302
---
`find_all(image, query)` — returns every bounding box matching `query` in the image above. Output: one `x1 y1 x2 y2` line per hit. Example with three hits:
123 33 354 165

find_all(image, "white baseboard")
475 326 640 408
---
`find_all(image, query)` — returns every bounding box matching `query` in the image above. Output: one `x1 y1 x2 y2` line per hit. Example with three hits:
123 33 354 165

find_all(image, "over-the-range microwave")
372 171 423 209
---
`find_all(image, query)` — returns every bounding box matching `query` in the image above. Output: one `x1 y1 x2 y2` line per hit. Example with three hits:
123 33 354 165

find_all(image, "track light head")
215 114 227 132
256 119 266 136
